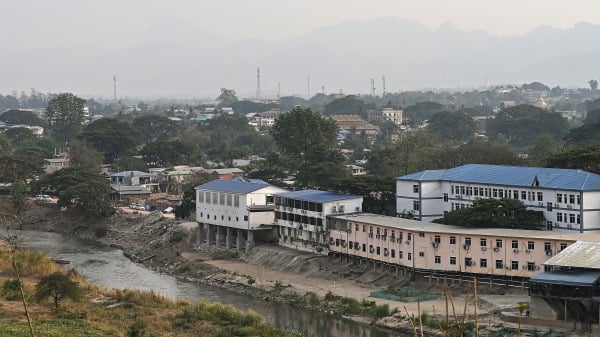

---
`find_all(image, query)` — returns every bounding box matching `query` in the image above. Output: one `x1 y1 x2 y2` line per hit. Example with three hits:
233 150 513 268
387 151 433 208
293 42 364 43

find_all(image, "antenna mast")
113 75 117 101
256 67 261 100
277 81 281 100
382 75 386 99
370 78 376 97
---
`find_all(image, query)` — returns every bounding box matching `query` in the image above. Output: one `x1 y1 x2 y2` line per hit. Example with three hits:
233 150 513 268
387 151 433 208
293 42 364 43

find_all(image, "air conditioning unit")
545 250 553 256
535 265 541 270
468 261 475 266
384 252 389 256
369 247 374 253
493 247 500 252
525 249 531 253
567 223 573 229
355 207 360 212
463 244 470 250
432 242 439 248
341 243 346 248
390 237 395 242
405 240 411 245
382 235 387 241
396 238 402 243
567 205 572 209
376 234 380 239
481 246 487 251
539 202 543 206
505 266 512 270
513 248 519 253
523 265 528 270
368 233 373 238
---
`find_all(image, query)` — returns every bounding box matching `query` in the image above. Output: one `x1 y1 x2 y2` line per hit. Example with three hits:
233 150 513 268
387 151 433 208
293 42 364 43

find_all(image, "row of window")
275 211 324 226
556 212 581 224
199 212 247 222
275 197 324 212
449 185 545 201
556 193 580 205
198 191 240 207
435 235 567 251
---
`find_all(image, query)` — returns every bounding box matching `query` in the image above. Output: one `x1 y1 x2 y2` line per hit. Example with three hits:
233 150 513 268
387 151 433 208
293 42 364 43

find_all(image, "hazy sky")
5 0 600 49
3 0 600 98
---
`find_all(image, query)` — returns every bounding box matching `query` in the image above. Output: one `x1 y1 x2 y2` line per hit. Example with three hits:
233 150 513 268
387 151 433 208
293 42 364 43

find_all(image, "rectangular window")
443 193 448 202
521 191 527 200
577 195 581 205
495 260 503 269
362 244 366 252
495 239 502 248
227 194 232 206
569 194 575 204
450 256 456 265
577 214 581 224
349 241 353 250
434 256 441 264
474 188 479 196
244 215 248 221
198 191 204 203
376 247 380 255
479 187 484 196
544 242 551 252
407 253 412 261
498 189 504 198
511 240 518 249
537 192 543 201
450 236 456 245
413 184 419 193
513 190 519 199
511 261 519 270
418 252 425 257
419 232 425 237
464 237 472 246
399 251 403 259
434 235 441 244
560 243 568 251
557 212 563 222
465 257 473 267
527 262 535 271
527 241 535 250
569 214 576 223
480 238 487 247
492 189 498 198
557 193 563 203
467 187 472 195
480 259 487 268
407 233 412 241
460 186 465 194
234 195 240 207
413 200 420 211
391 249 395 258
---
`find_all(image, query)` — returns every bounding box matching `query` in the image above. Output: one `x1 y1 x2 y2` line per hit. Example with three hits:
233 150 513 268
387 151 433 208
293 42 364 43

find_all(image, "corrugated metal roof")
530 270 600 286
195 178 271 194
330 213 600 241
111 171 151 177
544 241 600 268
396 164 600 191
277 189 362 203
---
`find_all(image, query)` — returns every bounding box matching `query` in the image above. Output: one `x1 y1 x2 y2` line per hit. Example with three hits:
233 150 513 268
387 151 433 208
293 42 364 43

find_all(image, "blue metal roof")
277 189 361 203
396 164 600 191
195 177 270 194
111 171 151 177
530 270 600 286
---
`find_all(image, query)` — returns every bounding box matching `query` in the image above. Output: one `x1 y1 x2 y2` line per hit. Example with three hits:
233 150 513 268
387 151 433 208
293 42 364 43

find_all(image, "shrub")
247 277 256 285
169 230 188 244
303 292 319 305
2 278 24 300
94 225 108 238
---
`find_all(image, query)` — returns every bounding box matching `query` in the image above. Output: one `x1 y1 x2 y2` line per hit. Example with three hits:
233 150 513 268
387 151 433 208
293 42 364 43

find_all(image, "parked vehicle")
36 195 52 202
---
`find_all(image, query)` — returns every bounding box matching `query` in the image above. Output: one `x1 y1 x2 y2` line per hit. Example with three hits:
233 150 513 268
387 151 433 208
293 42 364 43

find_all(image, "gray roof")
530 270 600 286
111 185 151 195
544 241 600 268
111 171 151 178
277 189 362 203
397 164 600 191
196 177 271 194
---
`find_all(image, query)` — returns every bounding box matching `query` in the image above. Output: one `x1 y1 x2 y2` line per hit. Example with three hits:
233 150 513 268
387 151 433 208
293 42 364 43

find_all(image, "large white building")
396 164 600 232
195 177 288 252
275 190 363 254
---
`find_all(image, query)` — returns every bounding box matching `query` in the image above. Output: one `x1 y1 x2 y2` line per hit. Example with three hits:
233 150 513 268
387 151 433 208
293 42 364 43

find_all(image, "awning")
530 270 600 286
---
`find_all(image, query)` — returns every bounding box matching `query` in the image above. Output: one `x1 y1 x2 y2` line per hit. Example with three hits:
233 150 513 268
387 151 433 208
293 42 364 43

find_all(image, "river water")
13 230 394 337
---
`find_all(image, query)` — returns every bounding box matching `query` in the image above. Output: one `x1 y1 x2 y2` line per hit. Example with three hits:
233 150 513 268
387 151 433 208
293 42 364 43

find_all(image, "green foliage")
404 101 445 122
35 272 83 310
140 140 203 167
486 104 569 147
46 93 86 142
2 278 25 301
271 107 347 187
79 117 143 163
14 137 57 160
127 320 147 337
0 319 103 337
10 180 28 214
437 198 544 229
35 167 114 217
322 95 367 116
563 121 600 146
0 109 47 127
230 100 279 114
246 276 256 285
94 225 108 238
217 88 238 106
0 134 11 155
328 175 395 215
114 156 148 172
133 115 182 143
428 111 476 142
68 139 103 172
175 177 208 219
0 154 44 183
169 230 188 244
545 142 600 173
4 127 35 145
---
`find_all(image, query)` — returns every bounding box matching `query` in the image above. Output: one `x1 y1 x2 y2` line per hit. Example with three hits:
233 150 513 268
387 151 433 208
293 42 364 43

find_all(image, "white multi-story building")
396 164 600 232
275 190 363 254
195 177 288 252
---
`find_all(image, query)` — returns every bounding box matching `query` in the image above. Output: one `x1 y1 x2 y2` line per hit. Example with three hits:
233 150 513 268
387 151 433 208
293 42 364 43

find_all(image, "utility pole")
370 78 376 97
277 81 281 100
256 67 261 100
382 75 386 100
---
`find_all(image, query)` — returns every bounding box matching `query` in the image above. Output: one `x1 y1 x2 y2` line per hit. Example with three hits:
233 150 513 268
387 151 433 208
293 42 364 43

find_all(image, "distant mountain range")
3 18 600 98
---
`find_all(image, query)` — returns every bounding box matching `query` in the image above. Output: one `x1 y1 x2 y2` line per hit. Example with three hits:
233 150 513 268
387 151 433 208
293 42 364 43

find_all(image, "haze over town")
3 0 600 98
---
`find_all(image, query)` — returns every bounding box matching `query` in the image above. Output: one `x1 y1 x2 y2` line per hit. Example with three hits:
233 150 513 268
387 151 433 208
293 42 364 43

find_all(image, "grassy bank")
0 242 303 337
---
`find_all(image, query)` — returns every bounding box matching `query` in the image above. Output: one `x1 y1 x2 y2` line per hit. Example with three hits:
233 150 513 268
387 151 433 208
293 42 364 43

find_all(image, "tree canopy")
140 140 203 167
427 111 476 142
322 95 368 116
435 198 544 230
35 167 114 217
46 93 86 142
486 104 569 147
132 115 181 143
217 88 238 106
35 272 82 310
0 109 47 127
271 107 347 187
79 117 143 163
545 142 600 174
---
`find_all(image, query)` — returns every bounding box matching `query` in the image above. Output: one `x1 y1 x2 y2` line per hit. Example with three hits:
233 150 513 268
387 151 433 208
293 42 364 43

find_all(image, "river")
13 230 394 337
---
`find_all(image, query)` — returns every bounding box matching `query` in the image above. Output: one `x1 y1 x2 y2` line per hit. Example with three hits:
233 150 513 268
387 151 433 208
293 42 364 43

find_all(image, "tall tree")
0 110 47 127
45 93 86 142
427 111 476 142
78 117 143 163
4 127 35 145
34 272 82 310
589 79 598 92
68 139 103 172
271 107 348 187
322 95 368 116
132 115 182 143
217 88 238 106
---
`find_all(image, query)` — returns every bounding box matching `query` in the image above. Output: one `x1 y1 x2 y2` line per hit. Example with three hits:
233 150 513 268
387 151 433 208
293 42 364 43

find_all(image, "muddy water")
14 230 395 337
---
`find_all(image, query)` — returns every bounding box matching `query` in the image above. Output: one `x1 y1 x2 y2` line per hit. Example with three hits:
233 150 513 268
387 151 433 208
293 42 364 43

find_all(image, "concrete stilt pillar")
216 226 223 247
206 224 213 245
196 224 202 246
226 227 231 250
246 230 254 253
236 229 242 252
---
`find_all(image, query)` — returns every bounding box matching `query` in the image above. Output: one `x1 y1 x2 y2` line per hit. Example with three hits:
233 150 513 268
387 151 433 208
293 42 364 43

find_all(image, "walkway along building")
327 213 597 281
195 178 288 252
396 164 600 232
275 190 363 254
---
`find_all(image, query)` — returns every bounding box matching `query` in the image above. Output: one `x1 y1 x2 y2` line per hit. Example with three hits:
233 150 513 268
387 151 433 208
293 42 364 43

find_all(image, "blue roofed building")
396 164 600 232
195 177 288 252
275 190 363 254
